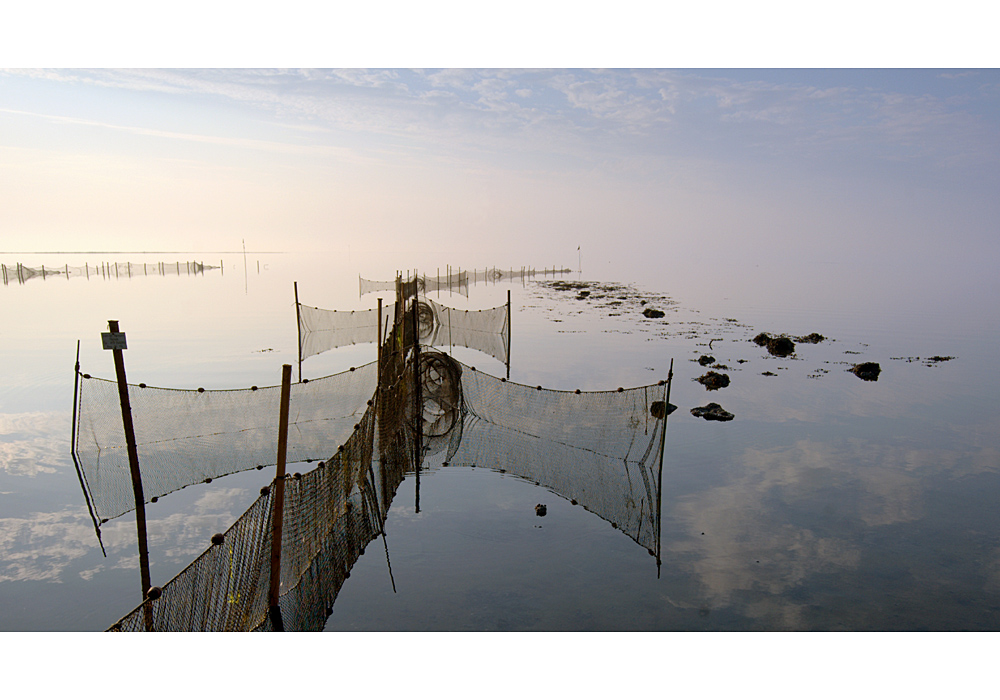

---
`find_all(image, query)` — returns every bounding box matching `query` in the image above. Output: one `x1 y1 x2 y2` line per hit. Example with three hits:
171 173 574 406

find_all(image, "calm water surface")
2 251 998 631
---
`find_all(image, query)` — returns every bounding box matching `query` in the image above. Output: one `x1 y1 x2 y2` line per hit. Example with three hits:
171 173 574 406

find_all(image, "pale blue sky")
1 1 998 295
2 68 997 267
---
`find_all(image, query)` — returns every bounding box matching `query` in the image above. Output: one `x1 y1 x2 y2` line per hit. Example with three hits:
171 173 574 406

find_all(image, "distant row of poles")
1 261 220 286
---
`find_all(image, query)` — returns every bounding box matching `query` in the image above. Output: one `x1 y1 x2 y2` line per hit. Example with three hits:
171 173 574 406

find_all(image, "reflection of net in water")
298 297 509 364
74 362 378 523
2 261 217 285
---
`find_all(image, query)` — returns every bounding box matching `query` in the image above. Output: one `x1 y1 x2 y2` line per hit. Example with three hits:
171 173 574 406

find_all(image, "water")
2 251 998 631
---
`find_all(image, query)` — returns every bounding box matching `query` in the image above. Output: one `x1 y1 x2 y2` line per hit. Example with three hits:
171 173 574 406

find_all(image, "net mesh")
358 268 575 298
2 261 216 285
99 296 670 631
298 297 509 365
75 362 378 523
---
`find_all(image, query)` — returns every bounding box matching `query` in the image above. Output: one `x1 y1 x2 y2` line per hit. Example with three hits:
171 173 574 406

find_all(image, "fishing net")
99 296 672 631
360 272 469 298
446 365 668 553
2 261 215 285
298 297 509 365
297 303 396 361
74 362 378 523
109 400 401 632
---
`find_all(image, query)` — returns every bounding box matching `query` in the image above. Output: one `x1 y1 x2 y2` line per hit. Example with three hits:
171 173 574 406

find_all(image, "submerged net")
2 261 216 285
299 297 509 365
74 362 378 523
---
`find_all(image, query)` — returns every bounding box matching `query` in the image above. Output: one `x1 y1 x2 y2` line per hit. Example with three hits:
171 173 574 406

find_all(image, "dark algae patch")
753 332 796 357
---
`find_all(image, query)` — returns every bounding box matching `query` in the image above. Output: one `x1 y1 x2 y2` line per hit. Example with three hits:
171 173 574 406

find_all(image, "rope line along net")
100 294 672 631
298 296 509 365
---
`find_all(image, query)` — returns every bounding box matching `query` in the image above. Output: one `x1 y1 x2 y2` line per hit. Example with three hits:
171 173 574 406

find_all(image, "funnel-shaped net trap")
74 362 378 523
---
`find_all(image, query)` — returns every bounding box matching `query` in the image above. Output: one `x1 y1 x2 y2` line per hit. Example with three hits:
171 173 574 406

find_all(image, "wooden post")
294 282 302 383
268 364 293 631
377 298 383 381
412 301 421 514
655 358 674 578
105 320 154 630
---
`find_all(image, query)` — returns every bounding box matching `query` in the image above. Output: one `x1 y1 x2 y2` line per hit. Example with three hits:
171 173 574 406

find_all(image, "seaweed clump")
851 362 881 381
753 332 796 357
697 371 730 390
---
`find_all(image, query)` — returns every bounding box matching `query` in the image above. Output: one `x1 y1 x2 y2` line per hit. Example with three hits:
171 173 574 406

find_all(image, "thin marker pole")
106 320 153 630
655 358 674 578
294 282 302 383
506 289 511 380
268 364 293 631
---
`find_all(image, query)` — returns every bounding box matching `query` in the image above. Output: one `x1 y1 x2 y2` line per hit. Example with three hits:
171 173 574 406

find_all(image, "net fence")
74 362 378 523
298 297 509 365
358 268 575 298
98 297 671 631
2 261 217 285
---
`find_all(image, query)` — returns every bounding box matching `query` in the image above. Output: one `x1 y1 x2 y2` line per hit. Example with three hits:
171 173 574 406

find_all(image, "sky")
1 7 998 281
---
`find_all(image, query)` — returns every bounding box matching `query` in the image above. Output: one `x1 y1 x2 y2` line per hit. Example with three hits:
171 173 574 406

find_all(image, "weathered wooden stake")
412 300 421 514
105 320 153 630
268 364 293 631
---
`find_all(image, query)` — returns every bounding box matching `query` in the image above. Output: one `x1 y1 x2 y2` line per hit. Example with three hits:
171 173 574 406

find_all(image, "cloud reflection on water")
0 487 249 584
0 412 68 477
668 433 1000 629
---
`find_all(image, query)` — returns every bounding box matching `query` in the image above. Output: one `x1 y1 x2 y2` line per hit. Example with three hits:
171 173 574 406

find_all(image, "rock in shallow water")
691 403 734 421
851 362 881 381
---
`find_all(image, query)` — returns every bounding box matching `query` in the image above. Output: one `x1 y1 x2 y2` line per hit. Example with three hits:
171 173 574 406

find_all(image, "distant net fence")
358 267 574 298
2 261 218 285
74 362 378 524
96 292 672 631
298 297 509 365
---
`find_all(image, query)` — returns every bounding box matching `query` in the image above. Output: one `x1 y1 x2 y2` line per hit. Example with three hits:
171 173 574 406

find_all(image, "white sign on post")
101 332 127 350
